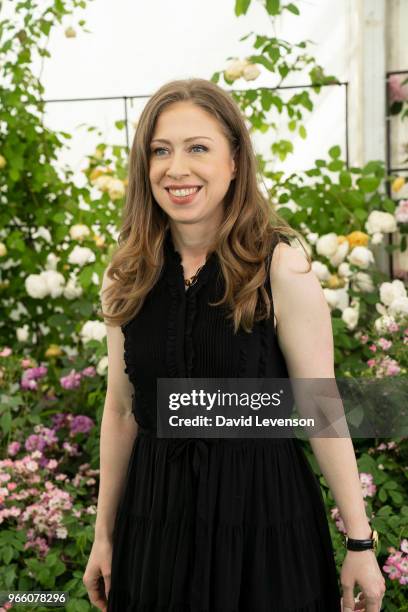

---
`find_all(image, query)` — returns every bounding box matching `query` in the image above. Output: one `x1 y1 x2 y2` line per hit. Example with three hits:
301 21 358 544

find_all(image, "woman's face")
149 101 236 227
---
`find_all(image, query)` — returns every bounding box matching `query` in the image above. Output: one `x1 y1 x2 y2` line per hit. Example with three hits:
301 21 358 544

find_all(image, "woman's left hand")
340 549 386 611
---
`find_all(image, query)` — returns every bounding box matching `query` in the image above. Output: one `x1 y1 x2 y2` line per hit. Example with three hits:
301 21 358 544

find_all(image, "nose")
165 151 190 178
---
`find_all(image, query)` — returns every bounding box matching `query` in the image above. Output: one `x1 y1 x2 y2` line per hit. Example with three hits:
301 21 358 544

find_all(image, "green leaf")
299 124 307 139
235 0 251 15
328 160 344 172
356 177 381 193
1 410 12 435
328 145 341 159
339 171 352 188
266 0 281 15
286 3 300 15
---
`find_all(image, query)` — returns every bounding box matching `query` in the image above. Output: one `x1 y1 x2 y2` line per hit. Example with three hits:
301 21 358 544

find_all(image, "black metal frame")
43 81 349 163
385 69 408 278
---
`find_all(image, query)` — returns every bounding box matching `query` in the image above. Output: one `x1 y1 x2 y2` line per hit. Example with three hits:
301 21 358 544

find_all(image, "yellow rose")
391 177 405 192
90 167 106 182
65 26 76 38
45 345 63 358
337 235 348 244
93 234 106 248
0 242 7 257
346 231 369 248
0 155 6 169
326 274 345 289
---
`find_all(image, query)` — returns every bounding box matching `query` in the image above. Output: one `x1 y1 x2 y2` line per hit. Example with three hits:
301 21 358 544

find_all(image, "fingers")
83 574 108 612
341 583 356 611
103 569 111 602
350 590 386 612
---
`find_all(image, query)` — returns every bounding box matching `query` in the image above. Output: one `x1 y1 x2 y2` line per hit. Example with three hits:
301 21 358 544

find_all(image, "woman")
83 78 386 611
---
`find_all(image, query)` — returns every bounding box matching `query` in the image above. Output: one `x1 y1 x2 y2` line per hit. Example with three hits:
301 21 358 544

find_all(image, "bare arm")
270 243 371 539
94 267 139 542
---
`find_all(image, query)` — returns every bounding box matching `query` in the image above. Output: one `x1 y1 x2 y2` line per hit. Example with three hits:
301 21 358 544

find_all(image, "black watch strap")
345 529 379 553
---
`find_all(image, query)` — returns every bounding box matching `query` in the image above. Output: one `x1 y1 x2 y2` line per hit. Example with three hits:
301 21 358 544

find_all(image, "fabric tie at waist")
138 427 220 610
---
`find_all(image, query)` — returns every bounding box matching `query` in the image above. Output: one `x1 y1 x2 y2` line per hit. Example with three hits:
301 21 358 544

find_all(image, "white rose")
365 211 397 234
70 224 91 241
92 272 99 285
338 262 352 277
347 246 375 269
371 232 383 245
224 58 247 81
32 227 52 243
323 287 349 311
80 320 107 344
45 253 60 271
108 179 125 201
16 325 29 342
389 296 408 317
311 261 331 281
97 355 108 376
329 241 349 267
380 279 407 306
242 63 261 81
374 315 396 334
25 274 48 299
68 245 96 266
342 307 359 330
352 272 375 293
63 277 83 300
306 232 319 245
38 322 50 335
316 233 339 258
275 200 299 213
40 270 65 298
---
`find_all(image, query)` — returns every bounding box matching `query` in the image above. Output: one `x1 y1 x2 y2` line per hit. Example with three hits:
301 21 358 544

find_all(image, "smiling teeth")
169 187 200 197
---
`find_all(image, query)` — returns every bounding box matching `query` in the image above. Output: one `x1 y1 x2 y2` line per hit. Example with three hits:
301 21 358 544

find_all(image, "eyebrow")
150 136 214 145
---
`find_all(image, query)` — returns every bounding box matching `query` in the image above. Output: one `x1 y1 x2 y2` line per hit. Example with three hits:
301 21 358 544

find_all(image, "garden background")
0 0 407 610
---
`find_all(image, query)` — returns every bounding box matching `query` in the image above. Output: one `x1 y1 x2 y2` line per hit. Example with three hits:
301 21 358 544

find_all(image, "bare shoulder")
270 240 310 279
268 242 335 377
100 264 135 416
269 241 327 318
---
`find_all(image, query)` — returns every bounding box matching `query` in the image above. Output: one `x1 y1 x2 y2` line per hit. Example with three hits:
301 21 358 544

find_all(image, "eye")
190 144 208 153
151 144 208 156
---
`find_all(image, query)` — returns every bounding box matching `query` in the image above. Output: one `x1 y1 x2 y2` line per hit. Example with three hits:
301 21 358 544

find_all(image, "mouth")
164 185 203 205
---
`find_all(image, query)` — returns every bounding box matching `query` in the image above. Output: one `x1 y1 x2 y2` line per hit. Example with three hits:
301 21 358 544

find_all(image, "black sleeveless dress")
107 229 342 612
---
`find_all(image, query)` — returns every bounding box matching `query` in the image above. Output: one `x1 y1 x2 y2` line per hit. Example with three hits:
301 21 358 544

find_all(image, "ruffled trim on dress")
107 507 340 612
164 229 217 378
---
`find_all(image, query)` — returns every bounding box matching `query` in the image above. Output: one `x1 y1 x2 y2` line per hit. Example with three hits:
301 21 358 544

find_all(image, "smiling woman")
81 77 358 612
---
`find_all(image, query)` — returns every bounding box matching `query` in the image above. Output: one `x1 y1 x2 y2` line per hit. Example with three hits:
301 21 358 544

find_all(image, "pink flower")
389 74 408 104
377 338 392 351
7 441 21 456
367 358 376 368
330 506 346 534
395 200 408 224
401 539 408 554
81 366 96 377
0 347 12 357
385 361 401 376
359 472 377 497
21 377 38 390
388 321 400 333
60 369 82 390
70 415 94 435
368 344 377 352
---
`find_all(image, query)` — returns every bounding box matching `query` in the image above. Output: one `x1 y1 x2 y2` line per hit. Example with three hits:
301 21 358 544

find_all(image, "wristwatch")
344 528 379 554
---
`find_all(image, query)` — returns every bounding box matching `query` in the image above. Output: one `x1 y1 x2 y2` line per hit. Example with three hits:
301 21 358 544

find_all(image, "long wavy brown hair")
99 77 310 334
